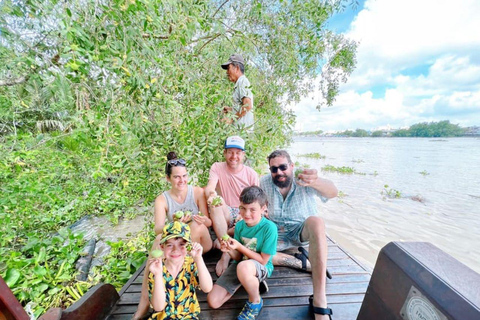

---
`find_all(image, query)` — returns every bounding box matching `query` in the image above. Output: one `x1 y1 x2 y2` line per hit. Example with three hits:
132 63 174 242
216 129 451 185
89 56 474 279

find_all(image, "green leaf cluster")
391 120 465 137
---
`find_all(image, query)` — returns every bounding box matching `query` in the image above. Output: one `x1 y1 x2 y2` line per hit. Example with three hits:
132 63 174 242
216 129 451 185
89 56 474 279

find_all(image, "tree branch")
212 0 231 18
0 76 29 87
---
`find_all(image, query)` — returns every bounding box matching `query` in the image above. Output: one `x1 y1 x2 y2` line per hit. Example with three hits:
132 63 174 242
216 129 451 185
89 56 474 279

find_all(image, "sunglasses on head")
269 164 289 173
167 159 186 166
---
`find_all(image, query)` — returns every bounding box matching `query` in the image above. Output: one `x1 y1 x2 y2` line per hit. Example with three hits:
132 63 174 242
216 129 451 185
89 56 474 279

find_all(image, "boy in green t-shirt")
207 186 278 320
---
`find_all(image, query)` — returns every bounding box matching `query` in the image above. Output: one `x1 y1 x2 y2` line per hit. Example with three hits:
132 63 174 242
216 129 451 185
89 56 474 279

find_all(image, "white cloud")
293 0 480 132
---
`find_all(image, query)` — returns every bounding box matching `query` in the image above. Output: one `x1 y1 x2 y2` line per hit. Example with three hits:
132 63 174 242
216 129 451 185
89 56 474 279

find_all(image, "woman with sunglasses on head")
132 152 213 320
153 152 212 252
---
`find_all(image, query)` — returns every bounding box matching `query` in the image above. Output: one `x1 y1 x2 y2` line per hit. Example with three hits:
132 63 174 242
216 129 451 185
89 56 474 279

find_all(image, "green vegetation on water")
381 185 402 199
297 152 326 159
322 165 365 175
0 0 356 316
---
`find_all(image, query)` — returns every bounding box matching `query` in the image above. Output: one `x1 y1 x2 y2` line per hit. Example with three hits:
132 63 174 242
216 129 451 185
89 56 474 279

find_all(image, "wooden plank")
114 280 368 306
124 273 371 293
198 303 363 320
109 303 363 320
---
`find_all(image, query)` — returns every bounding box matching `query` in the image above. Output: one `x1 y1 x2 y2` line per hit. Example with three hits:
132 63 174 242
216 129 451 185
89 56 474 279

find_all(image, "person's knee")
306 216 325 231
303 216 326 241
207 290 224 309
236 260 255 280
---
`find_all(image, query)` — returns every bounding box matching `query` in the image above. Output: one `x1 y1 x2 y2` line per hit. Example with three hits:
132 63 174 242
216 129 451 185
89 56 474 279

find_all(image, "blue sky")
291 0 480 132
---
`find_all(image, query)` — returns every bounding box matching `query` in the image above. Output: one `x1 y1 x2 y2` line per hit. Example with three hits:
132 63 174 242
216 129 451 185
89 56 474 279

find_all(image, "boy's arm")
193 255 213 293
226 246 243 262
149 261 167 311
235 243 271 265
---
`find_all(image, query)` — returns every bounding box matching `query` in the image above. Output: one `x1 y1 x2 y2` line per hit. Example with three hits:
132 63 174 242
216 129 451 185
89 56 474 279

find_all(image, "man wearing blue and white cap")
205 136 259 276
221 54 254 130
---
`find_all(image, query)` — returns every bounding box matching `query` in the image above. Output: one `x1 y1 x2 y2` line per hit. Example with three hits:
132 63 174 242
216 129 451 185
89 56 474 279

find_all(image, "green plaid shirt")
260 175 328 234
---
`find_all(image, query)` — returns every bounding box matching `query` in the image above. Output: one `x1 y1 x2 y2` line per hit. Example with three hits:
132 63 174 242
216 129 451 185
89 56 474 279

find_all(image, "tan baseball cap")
221 54 245 69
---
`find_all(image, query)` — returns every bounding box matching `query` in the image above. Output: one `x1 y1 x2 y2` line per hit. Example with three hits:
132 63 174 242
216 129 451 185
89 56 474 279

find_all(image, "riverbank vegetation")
297 120 476 137
0 0 356 317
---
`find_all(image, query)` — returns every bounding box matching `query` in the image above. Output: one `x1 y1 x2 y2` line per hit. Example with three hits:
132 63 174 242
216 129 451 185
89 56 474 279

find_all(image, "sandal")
309 295 333 319
298 247 332 279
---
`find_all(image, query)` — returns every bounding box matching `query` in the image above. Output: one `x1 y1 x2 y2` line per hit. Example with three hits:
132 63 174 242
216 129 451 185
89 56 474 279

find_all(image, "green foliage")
297 152 326 159
0 0 356 315
381 184 402 199
295 129 323 136
92 225 153 290
322 164 364 175
419 170 430 176
391 121 464 137
391 129 410 137
338 129 354 136
408 120 464 137
352 128 368 137
0 227 91 318
371 130 384 137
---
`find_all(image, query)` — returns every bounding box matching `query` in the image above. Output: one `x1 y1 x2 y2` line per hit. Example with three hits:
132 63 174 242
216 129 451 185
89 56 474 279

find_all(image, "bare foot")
215 253 230 277
213 238 221 250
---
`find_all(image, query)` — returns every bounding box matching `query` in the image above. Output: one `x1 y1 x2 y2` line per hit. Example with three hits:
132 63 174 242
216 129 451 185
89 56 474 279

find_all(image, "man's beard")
273 174 292 188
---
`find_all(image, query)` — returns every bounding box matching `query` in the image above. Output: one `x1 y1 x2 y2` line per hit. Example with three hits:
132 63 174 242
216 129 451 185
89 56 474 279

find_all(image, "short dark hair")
239 186 268 207
267 150 292 164
232 61 244 74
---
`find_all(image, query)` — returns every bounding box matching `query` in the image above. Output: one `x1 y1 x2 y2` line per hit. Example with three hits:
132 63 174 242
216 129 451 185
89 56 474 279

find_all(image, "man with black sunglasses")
260 150 338 320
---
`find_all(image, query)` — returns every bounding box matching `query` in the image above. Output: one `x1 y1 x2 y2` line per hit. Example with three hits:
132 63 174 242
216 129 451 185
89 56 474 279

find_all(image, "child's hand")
149 257 163 276
219 238 232 253
225 238 240 251
192 214 207 225
189 242 203 259
180 214 192 224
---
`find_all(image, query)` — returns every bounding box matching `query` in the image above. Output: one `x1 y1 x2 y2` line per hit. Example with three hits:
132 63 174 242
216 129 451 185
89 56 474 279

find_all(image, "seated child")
207 186 278 320
147 221 213 320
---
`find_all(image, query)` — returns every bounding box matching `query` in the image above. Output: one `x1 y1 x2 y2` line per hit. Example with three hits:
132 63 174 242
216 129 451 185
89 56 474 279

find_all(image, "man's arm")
204 164 220 203
298 169 338 199
235 96 252 118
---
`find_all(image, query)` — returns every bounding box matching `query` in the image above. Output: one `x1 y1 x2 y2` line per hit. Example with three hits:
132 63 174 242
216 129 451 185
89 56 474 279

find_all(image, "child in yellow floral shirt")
147 221 212 320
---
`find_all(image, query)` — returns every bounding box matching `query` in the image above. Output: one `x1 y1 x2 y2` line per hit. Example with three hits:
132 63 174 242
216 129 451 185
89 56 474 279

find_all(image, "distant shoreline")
293 134 480 138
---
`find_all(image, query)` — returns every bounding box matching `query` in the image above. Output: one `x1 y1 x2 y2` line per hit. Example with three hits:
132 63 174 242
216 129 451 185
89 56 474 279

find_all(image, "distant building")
464 126 480 136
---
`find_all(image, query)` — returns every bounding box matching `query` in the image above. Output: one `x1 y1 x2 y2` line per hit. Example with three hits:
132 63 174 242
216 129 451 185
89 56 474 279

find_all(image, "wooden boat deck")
107 235 371 320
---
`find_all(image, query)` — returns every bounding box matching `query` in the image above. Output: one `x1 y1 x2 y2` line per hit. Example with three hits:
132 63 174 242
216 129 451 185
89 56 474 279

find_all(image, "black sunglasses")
269 164 289 173
167 159 186 166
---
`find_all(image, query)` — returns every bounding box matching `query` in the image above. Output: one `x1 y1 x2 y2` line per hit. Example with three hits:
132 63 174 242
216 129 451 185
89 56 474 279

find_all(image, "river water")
287 137 480 273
